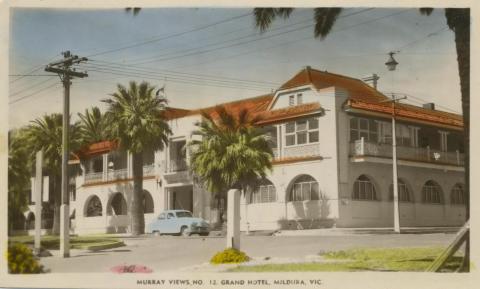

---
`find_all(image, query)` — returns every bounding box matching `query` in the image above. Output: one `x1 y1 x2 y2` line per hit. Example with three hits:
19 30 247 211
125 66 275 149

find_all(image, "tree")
77 106 107 145
23 114 81 234
189 106 273 247
8 129 31 234
254 7 470 271
102 81 171 236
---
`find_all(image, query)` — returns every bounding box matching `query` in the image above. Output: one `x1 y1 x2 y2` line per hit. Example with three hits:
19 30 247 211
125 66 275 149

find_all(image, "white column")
226 189 241 250
34 151 43 255
60 204 70 257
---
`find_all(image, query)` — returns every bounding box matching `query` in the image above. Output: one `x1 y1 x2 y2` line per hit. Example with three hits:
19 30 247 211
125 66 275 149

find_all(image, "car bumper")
190 226 210 233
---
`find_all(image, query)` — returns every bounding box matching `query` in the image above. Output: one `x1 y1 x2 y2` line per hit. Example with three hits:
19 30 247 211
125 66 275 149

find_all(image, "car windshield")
176 211 192 218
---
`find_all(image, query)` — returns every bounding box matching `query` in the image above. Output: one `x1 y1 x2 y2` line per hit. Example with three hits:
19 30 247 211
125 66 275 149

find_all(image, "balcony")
162 159 191 184
350 138 465 167
84 164 157 184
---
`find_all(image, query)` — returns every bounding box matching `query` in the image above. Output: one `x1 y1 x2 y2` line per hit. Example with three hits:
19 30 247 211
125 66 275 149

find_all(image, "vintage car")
146 210 210 236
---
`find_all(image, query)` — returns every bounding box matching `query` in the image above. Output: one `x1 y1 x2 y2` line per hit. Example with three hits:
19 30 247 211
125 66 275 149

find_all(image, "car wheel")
199 232 209 237
153 231 161 237
180 226 190 237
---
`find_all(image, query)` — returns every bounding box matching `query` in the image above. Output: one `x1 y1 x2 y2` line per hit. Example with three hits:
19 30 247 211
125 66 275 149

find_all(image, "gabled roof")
279 66 388 103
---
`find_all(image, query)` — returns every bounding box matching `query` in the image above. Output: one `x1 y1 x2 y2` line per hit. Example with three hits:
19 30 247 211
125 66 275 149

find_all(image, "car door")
165 212 177 233
152 212 166 233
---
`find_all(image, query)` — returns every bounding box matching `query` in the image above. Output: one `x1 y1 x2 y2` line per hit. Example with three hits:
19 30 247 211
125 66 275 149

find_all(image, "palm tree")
77 106 107 146
8 129 32 234
254 7 470 271
189 106 273 247
23 114 81 234
102 81 171 236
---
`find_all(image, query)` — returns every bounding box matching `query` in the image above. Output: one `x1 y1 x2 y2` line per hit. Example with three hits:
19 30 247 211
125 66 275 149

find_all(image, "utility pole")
45 51 88 258
381 94 407 233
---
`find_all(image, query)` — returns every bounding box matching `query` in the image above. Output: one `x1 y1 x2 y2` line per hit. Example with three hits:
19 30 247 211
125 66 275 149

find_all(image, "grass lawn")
9 235 124 250
230 247 464 272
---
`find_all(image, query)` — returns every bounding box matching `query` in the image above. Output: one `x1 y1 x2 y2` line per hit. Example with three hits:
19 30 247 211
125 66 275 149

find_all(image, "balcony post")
456 150 460 165
427 146 431 161
102 154 108 181
127 151 133 178
360 137 365 155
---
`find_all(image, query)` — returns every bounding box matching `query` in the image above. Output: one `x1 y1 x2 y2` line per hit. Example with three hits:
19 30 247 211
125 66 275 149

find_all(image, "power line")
9 81 61 105
123 9 338 65
77 66 270 91
87 12 253 58
10 77 57 98
9 53 61 84
135 8 408 70
396 26 449 52
130 8 381 66
86 59 280 86
9 74 53 77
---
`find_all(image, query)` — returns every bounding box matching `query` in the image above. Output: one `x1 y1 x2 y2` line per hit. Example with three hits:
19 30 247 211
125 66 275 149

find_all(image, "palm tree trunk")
130 152 145 235
51 175 61 235
451 10 470 272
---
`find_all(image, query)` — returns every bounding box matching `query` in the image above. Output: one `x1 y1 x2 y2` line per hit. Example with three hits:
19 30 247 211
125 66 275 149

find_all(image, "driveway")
39 233 456 273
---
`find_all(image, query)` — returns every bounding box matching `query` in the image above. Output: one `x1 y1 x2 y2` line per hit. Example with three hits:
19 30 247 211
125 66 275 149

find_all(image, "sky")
8 7 461 129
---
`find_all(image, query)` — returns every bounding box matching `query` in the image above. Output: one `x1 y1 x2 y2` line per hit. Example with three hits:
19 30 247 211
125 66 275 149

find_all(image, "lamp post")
385 52 401 233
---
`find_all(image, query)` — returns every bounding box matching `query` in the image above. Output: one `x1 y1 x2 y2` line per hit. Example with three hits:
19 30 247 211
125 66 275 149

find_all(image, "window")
158 213 165 220
285 118 319 146
263 126 278 148
167 213 175 219
353 175 377 200
85 195 102 217
389 179 412 202
450 183 465 205
289 95 295 106
288 175 319 201
297 93 303 105
422 180 443 204
176 211 193 218
249 179 276 204
350 117 377 142
109 193 127 215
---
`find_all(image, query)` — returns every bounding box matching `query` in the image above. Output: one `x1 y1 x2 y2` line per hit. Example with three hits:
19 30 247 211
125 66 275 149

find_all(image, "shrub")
7 243 44 274
210 248 250 264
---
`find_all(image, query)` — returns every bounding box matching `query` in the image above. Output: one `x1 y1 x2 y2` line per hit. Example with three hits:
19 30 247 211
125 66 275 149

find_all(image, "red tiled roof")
164 107 191 120
257 102 323 125
279 66 388 103
186 93 273 118
78 140 118 157
347 99 463 128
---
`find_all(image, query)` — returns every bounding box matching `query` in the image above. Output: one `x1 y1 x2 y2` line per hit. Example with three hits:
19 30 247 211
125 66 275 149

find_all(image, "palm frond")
313 8 342 39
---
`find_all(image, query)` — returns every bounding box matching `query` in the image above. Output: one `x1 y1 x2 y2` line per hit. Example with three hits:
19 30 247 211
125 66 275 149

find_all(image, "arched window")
353 175 377 200
422 180 443 204
109 193 127 216
288 175 319 202
450 183 465 205
143 190 154 213
389 179 412 202
85 195 103 217
248 179 276 204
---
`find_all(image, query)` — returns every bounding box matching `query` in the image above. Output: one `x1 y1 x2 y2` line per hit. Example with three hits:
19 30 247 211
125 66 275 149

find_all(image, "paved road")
40 233 455 273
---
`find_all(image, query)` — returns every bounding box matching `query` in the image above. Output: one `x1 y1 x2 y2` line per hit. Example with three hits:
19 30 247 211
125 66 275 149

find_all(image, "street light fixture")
385 52 399 71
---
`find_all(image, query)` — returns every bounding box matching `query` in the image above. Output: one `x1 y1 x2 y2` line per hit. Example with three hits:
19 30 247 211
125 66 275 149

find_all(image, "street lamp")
385 51 401 233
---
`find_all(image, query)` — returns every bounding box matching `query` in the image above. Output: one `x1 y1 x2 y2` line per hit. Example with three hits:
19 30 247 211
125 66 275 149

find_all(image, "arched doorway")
108 193 127 216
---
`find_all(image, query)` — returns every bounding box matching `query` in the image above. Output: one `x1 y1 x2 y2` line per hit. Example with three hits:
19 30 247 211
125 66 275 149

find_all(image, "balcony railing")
164 159 188 173
351 138 465 166
143 164 155 176
106 168 128 181
84 164 157 184
84 171 103 183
